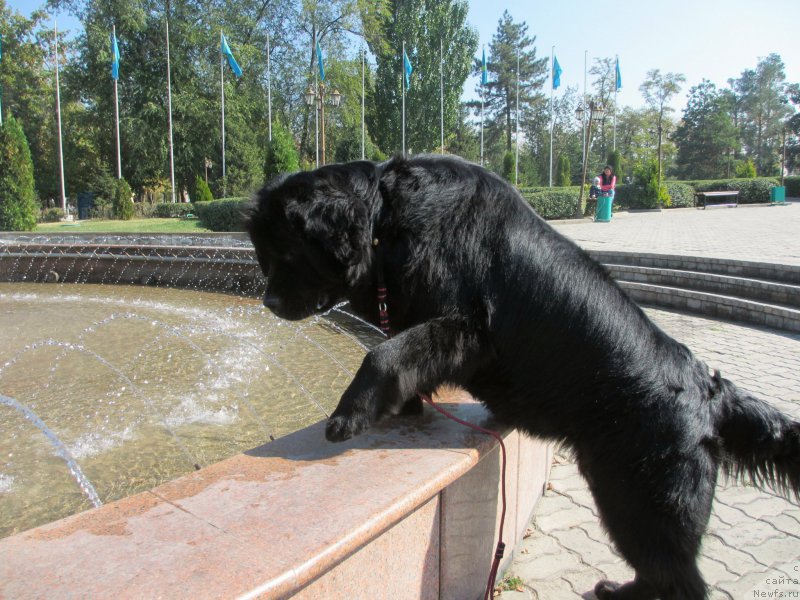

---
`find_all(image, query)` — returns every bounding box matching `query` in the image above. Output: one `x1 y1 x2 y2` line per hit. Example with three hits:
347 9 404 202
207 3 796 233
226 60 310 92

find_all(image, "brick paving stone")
499 209 800 599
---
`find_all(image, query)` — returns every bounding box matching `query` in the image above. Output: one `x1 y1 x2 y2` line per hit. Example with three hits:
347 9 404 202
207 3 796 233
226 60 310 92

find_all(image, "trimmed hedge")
518 187 580 220
680 177 778 203
784 176 800 198
39 207 65 223
665 183 695 208
193 198 249 231
153 203 195 218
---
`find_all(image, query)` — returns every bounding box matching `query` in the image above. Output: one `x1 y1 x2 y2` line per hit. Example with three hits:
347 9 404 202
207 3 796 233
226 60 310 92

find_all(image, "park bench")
694 190 739 209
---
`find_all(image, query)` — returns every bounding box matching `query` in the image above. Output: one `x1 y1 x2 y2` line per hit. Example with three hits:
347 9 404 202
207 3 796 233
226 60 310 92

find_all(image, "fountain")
0 233 384 538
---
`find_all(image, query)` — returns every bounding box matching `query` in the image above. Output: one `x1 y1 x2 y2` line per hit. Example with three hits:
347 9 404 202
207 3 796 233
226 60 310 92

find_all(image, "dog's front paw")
593 580 620 599
325 413 370 442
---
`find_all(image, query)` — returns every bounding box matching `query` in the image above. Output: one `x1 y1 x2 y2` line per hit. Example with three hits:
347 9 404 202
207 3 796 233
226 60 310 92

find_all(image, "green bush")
782 176 800 198
502 151 515 182
153 203 194 218
665 183 695 208
264 122 300 180
193 198 249 231
39 207 64 223
735 159 757 178
519 188 580 220
112 178 134 220
634 159 670 209
555 155 571 187
613 184 643 209
192 176 214 203
684 177 778 203
0 115 38 231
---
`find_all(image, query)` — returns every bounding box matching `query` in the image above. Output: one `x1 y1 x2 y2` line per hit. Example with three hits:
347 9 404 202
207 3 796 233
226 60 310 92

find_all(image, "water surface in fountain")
0 282 382 538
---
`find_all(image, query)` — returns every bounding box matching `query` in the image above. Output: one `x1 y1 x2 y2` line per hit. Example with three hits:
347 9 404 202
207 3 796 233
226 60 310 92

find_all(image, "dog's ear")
291 161 379 286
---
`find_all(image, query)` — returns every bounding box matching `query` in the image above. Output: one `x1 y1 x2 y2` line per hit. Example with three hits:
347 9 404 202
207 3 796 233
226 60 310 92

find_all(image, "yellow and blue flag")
553 56 562 89
316 39 325 82
221 33 242 78
111 31 120 80
481 47 488 86
403 48 413 90
615 57 622 90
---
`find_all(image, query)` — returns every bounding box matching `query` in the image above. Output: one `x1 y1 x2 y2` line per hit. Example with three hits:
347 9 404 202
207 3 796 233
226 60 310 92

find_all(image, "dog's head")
246 161 380 321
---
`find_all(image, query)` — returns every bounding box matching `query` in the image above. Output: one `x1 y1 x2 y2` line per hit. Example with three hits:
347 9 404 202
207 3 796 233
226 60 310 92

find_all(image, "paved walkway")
497 205 800 599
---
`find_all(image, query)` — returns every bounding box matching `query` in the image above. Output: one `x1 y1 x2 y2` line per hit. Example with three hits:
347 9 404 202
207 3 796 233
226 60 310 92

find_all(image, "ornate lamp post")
204 157 213 184
304 83 342 165
575 99 605 217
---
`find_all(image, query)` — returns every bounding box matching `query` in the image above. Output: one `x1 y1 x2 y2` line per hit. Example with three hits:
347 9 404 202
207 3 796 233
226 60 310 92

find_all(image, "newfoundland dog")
246 155 799 600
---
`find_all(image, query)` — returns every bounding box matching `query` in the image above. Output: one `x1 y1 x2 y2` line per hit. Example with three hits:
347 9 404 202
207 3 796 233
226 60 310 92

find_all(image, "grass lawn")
35 218 214 234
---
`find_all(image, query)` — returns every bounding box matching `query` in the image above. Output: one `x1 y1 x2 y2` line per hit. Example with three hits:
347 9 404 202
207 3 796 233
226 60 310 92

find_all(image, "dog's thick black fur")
247 155 800 599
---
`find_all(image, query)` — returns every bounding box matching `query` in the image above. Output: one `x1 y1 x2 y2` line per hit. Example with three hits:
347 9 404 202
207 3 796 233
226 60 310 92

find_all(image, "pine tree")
556 155 571 187
0 115 38 231
192 176 214 203
264 122 300 180
112 178 134 220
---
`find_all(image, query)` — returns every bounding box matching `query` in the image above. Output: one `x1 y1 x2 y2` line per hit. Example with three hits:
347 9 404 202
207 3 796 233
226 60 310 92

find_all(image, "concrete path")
497 204 800 599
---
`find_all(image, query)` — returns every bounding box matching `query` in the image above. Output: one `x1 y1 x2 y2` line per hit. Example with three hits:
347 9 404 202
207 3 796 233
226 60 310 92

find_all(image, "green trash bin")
595 195 613 222
771 186 786 204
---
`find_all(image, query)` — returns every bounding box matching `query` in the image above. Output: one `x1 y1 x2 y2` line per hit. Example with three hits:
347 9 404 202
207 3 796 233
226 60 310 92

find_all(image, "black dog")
246 155 799 599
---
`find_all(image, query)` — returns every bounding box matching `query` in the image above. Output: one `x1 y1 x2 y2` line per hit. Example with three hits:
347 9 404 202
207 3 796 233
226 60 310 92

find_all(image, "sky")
467 0 799 112
6 0 799 114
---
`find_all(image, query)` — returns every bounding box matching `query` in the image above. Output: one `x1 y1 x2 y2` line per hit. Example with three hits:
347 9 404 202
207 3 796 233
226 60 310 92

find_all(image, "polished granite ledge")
0 388 552 600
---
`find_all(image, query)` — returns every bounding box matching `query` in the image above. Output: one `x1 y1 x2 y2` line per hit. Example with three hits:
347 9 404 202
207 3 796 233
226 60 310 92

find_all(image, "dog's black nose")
262 293 281 309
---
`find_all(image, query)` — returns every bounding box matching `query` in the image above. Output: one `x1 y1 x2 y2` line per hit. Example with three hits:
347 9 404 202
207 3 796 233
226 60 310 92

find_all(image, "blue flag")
481 47 488 86
403 48 413 90
316 40 325 82
615 57 622 90
111 31 120 80
553 56 562 89
221 33 242 78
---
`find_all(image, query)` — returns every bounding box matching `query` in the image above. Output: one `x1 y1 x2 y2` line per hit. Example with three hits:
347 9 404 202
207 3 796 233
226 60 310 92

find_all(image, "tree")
673 80 739 179
112 177 134 220
192 175 213 202
555 154 571 186
264 121 300 179
477 11 546 156
639 69 685 185
0 115 39 231
606 149 622 184
731 54 794 175
368 0 478 155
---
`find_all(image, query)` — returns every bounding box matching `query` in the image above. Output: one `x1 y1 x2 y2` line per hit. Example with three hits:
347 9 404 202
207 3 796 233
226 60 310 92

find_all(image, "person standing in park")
595 165 617 222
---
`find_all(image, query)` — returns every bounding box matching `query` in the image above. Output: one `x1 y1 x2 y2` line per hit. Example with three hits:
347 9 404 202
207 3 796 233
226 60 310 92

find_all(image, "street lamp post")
575 99 605 218
304 83 342 166
204 157 213 184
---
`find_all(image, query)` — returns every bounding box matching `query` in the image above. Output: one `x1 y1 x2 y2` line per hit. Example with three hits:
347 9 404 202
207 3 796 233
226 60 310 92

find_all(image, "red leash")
371 242 507 599
420 393 507 600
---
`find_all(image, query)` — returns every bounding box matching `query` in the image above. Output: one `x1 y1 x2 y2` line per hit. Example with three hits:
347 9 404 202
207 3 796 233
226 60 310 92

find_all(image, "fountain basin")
0 234 553 598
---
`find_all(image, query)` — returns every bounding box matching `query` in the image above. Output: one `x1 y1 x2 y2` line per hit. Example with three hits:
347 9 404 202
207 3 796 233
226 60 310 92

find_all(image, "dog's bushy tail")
715 374 800 500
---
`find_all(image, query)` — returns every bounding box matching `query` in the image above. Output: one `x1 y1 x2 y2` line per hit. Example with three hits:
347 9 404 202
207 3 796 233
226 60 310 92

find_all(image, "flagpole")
549 46 554 188
113 25 121 179
613 55 618 152
480 45 484 167
220 31 227 196
267 32 272 142
54 21 66 213
402 41 406 158
361 45 365 159
314 30 319 168
515 46 519 186
166 19 176 203
581 50 587 179
440 39 444 155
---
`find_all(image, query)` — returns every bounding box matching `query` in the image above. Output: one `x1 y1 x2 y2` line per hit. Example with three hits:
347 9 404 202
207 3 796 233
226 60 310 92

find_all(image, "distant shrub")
192 176 214 203
784 176 800 198
0 115 38 231
684 177 778 203
153 203 194 218
193 198 249 231
519 188 579 220
555 155 571 187
735 159 757 178
112 178 134 220
665 183 695 208
39 207 64 223
264 123 300 180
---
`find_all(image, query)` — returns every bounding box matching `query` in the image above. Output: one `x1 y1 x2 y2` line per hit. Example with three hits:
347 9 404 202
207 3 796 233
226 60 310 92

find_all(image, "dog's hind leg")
580 452 715 600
